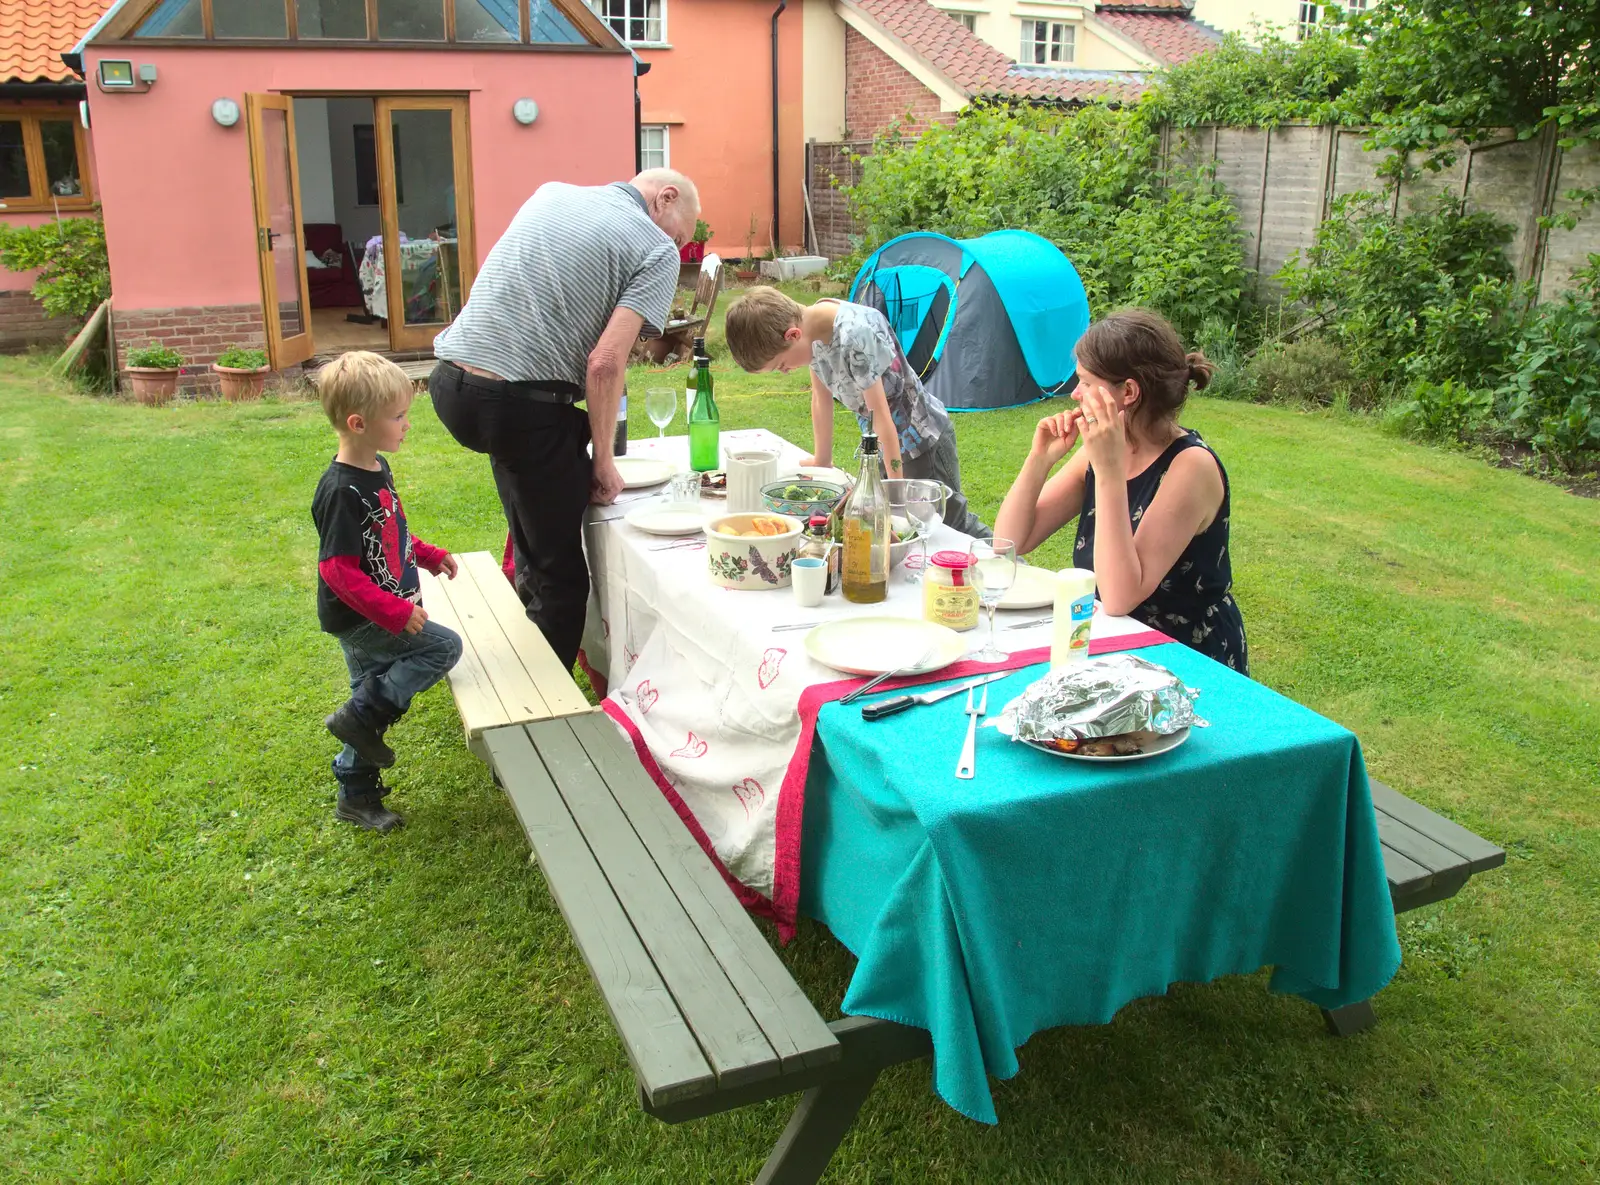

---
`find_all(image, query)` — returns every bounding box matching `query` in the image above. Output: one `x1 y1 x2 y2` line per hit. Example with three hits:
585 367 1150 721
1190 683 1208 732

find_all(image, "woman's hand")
1076 381 1128 480
1030 409 1083 468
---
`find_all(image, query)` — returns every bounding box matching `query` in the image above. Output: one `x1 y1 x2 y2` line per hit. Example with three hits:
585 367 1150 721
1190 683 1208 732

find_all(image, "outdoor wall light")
512 98 539 126
211 98 241 128
98 60 135 89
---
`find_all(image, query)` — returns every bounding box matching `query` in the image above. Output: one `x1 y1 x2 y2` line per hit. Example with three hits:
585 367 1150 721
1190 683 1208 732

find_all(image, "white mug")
726 449 779 514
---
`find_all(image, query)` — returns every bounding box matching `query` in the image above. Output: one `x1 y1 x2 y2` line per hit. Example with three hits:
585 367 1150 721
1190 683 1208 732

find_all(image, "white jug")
726 449 779 514
1051 568 1097 668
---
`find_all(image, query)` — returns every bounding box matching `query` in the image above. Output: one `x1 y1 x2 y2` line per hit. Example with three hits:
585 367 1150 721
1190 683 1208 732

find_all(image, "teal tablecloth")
799 642 1402 1124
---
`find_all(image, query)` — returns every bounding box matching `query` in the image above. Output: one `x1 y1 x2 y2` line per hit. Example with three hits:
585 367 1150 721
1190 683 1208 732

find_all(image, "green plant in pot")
125 344 185 407
736 214 760 280
213 345 272 402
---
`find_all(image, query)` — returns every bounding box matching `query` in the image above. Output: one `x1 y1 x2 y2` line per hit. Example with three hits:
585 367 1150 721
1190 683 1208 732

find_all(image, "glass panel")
38 121 82 198
456 0 518 41
214 0 288 37
639 126 666 171
388 108 459 328
530 0 584 42
260 108 307 340
297 0 369 37
0 121 31 198
378 0 446 39
135 0 204 36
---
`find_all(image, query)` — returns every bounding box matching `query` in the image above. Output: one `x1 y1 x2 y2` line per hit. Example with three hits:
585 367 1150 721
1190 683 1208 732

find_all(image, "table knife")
861 672 1007 721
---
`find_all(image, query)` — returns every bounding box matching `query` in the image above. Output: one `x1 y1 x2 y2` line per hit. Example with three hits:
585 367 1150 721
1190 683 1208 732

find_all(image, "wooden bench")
423 555 1502 1179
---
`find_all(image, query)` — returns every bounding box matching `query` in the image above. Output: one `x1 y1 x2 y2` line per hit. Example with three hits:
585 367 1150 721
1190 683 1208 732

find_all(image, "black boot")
336 792 405 833
325 678 396 768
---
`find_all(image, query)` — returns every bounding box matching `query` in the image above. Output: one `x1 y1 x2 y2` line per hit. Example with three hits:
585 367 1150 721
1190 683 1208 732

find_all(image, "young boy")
313 352 463 833
724 286 987 538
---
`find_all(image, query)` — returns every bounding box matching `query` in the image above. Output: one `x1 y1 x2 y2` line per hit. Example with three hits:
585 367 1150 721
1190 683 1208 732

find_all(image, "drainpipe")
634 55 651 174
771 0 787 253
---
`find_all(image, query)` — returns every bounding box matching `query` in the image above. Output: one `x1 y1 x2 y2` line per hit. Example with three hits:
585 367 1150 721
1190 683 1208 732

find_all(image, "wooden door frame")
244 93 315 368
373 95 477 353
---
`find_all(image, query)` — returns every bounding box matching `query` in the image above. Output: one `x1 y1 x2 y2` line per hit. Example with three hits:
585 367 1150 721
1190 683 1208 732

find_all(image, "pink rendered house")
60 0 638 388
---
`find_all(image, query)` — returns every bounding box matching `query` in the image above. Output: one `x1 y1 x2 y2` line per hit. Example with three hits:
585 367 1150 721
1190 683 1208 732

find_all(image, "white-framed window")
1020 20 1074 65
943 10 976 32
639 124 669 171
589 0 664 44
1297 2 1319 38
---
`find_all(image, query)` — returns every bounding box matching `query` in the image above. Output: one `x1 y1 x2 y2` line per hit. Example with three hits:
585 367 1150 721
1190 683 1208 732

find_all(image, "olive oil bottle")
841 433 890 604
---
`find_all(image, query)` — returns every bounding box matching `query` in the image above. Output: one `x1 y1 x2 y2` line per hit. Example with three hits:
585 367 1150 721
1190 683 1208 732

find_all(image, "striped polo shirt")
433 182 679 389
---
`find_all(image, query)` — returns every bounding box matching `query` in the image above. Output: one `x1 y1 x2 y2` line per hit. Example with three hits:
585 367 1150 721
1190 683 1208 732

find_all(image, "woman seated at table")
994 308 1248 673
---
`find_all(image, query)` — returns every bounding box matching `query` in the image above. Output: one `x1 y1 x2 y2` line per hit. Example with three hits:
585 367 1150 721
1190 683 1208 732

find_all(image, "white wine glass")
883 479 947 584
968 537 1016 662
645 387 677 439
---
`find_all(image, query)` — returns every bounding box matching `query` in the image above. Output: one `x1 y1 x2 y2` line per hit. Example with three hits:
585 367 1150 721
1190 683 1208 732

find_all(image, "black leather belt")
439 360 582 404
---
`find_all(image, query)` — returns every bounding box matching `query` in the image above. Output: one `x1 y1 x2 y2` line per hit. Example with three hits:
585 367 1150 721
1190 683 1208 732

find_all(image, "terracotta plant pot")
127 367 180 407
214 363 271 402
734 269 760 281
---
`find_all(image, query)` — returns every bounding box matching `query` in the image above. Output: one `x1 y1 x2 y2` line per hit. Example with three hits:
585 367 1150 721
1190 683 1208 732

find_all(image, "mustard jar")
923 550 980 632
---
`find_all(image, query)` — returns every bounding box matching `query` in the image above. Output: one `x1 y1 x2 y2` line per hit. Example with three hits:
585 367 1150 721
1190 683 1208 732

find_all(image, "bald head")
632 168 700 249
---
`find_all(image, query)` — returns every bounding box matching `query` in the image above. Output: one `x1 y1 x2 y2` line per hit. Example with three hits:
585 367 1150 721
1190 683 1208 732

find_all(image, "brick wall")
0 289 81 353
113 303 281 396
845 28 956 139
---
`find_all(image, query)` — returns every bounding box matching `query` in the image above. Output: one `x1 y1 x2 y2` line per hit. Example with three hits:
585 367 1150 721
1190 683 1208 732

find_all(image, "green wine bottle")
688 337 720 473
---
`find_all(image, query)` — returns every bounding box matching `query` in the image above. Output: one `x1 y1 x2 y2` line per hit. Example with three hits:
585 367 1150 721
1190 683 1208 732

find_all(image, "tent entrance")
870 265 955 376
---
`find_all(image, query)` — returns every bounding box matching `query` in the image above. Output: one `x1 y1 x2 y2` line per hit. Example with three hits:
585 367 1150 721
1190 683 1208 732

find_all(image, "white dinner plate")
997 563 1059 610
795 465 852 486
624 502 706 536
615 457 676 489
995 719 1190 762
805 616 966 677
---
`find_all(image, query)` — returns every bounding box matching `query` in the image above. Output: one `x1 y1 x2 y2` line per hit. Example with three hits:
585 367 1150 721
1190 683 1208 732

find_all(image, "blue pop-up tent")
848 229 1090 411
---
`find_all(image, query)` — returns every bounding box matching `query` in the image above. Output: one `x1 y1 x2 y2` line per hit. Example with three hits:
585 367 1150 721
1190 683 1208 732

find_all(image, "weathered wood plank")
1373 809 1468 878
448 558 558 728
419 566 513 740
567 712 840 1074
483 724 716 1106
527 718 783 1089
1369 781 1505 873
1379 843 1433 898
461 551 592 719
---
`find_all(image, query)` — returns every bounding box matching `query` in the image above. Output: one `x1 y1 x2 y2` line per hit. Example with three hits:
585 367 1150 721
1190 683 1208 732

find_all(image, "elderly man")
430 169 699 671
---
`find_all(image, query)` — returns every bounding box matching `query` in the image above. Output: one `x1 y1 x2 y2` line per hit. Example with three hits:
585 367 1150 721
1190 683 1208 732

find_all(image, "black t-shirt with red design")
313 456 445 635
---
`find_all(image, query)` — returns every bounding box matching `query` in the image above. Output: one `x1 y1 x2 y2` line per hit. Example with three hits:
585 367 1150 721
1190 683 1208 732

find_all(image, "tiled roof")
1096 0 1192 11
0 0 116 83
845 0 1014 93
1092 10 1221 65
988 68 1146 105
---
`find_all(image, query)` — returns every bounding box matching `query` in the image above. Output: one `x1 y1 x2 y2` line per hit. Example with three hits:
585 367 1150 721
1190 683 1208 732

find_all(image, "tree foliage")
0 216 110 320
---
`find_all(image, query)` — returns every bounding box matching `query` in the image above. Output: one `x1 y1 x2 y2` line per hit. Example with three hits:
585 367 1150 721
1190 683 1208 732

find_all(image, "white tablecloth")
581 429 1151 903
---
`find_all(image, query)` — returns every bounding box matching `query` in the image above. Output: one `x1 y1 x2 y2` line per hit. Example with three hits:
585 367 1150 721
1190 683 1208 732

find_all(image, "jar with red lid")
922 549 980 631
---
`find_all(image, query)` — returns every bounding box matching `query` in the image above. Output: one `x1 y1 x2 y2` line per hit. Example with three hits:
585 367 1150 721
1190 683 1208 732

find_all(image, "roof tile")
0 0 116 83
1093 10 1221 65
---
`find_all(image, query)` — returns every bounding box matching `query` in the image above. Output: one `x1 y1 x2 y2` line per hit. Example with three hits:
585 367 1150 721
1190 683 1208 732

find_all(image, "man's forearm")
585 355 624 451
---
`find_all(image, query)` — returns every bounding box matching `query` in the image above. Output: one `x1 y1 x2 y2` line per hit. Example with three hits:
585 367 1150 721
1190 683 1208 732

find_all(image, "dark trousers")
333 619 463 798
429 362 592 671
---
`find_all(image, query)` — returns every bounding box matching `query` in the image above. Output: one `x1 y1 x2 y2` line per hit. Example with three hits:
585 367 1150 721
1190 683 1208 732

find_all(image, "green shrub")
1495 257 1600 465
127 345 185 370
1249 337 1353 406
1143 29 1363 128
1277 193 1523 390
1393 378 1496 441
0 216 110 320
216 346 269 370
1189 317 1255 402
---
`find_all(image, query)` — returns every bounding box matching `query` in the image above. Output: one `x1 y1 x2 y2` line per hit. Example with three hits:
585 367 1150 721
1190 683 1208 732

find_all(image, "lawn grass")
1 340 1597 1183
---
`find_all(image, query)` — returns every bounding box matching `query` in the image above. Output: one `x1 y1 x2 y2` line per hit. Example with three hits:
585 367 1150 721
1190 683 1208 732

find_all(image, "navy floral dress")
1073 430 1249 673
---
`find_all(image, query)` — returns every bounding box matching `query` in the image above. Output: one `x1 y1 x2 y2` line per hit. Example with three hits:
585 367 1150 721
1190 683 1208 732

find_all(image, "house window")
0 110 92 209
133 0 204 36
943 10 976 32
456 0 520 41
1020 20 1074 65
296 0 369 37
589 0 664 44
639 125 669 171
213 0 288 37
1297 2 1319 37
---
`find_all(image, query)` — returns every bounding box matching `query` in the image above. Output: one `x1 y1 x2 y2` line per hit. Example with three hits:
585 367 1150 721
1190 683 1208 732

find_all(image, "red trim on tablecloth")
769 628 1174 940
600 699 779 922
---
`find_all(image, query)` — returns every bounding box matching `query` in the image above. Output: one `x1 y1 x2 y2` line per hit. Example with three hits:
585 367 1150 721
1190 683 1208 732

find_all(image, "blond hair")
319 351 413 431
725 286 803 371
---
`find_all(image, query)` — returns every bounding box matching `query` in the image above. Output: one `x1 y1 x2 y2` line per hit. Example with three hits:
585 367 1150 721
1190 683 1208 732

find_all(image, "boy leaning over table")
723 286 989 538
312 351 463 833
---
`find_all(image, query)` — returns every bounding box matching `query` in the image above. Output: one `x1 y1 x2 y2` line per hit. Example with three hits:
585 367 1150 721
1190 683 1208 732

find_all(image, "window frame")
940 10 976 33
587 0 667 47
119 0 605 47
0 106 95 213
1019 19 1074 66
1297 2 1320 39
638 123 669 171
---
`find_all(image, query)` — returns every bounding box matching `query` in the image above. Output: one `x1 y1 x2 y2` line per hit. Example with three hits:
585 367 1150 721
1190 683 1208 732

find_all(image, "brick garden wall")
113 303 294 396
0 289 81 353
844 28 955 140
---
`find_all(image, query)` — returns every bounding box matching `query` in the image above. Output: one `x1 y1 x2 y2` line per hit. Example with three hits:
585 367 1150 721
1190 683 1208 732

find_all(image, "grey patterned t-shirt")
809 301 950 461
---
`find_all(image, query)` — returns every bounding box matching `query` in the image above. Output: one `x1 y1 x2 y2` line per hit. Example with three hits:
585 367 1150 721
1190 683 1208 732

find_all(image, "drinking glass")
645 387 677 438
968 537 1017 662
883 478 947 584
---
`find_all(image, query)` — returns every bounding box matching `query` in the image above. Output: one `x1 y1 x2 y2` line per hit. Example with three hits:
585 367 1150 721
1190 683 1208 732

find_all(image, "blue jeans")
332 618 463 798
